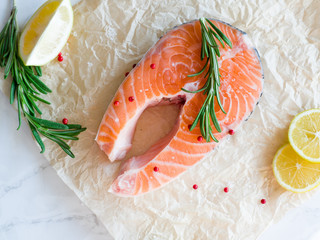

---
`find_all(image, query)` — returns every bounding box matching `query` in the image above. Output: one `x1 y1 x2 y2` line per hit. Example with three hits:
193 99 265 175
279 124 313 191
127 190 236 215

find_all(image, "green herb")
0 2 86 158
182 17 232 142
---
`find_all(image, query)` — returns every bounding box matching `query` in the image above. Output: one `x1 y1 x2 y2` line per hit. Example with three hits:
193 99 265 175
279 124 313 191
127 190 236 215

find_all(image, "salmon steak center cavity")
96 19 263 197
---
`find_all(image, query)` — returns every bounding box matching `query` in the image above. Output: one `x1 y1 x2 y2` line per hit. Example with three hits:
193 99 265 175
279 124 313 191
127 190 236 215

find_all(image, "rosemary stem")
184 18 232 142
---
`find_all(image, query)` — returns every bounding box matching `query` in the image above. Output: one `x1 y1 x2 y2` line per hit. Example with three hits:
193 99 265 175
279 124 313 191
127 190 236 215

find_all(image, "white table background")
1 0 320 239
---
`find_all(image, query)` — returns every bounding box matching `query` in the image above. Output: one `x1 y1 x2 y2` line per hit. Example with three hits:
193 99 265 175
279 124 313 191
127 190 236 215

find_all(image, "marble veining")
0 163 50 199
0 213 99 232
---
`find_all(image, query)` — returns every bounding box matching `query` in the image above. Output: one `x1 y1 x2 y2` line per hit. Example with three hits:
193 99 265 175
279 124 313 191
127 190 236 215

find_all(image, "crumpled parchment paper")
1 0 320 239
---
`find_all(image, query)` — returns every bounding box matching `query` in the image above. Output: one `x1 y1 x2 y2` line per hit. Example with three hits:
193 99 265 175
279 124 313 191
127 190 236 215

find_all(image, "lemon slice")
288 109 320 163
19 0 73 66
273 143 320 193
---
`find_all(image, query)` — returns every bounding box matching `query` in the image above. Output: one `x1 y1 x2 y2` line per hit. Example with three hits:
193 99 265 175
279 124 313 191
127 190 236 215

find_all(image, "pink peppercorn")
261 199 266 204
128 96 134 102
193 184 198 190
58 55 63 62
229 129 235 135
197 136 203 141
150 63 156 69
224 187 229 193
62 118 68 125
153 166 159 172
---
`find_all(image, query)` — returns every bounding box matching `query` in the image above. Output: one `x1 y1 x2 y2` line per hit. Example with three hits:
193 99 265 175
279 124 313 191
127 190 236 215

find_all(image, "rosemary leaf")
200 112 206 138
25 70 51 93
181 85 206 94
41 131 71 150
204 106 210 142
205 18 232 48
4 48 13 78
209 100 221 132
59 146 75 158
34 66 42 76
66 124 83 129
209 28 224 48
30 123 45 153
214 82 226 114
26 114 69 130
16 87 21 130
52 134 79 141
10 80 16 104
20 69 40 94
187 58 209 77
28 93 50 105
50 129 86 137
209 131 218 143
27 95 42 115
19 87 35 115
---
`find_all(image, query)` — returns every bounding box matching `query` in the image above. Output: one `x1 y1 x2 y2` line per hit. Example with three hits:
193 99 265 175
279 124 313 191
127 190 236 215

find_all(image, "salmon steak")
96 19 263 197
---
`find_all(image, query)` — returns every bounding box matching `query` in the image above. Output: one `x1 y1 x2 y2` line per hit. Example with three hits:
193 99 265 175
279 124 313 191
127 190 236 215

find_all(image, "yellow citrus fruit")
19 0 73 66
273 143 320 193
288 108 320 163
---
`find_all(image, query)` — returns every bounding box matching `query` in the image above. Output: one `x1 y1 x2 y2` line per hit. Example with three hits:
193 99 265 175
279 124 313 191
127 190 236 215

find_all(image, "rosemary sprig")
0 3 86 158
182 18 232 142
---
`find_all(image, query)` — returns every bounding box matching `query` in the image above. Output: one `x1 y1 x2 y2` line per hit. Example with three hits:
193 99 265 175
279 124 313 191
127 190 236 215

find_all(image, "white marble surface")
1 1 320 240
0 91 112 239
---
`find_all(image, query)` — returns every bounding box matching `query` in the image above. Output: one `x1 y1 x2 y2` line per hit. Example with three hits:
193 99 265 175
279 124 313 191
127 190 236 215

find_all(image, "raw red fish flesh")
96 19 263 196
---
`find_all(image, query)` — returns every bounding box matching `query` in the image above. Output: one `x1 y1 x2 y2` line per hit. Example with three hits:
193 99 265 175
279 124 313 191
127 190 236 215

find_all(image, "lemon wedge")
288 109 320 163
273 143 320 193
19 0 73 66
